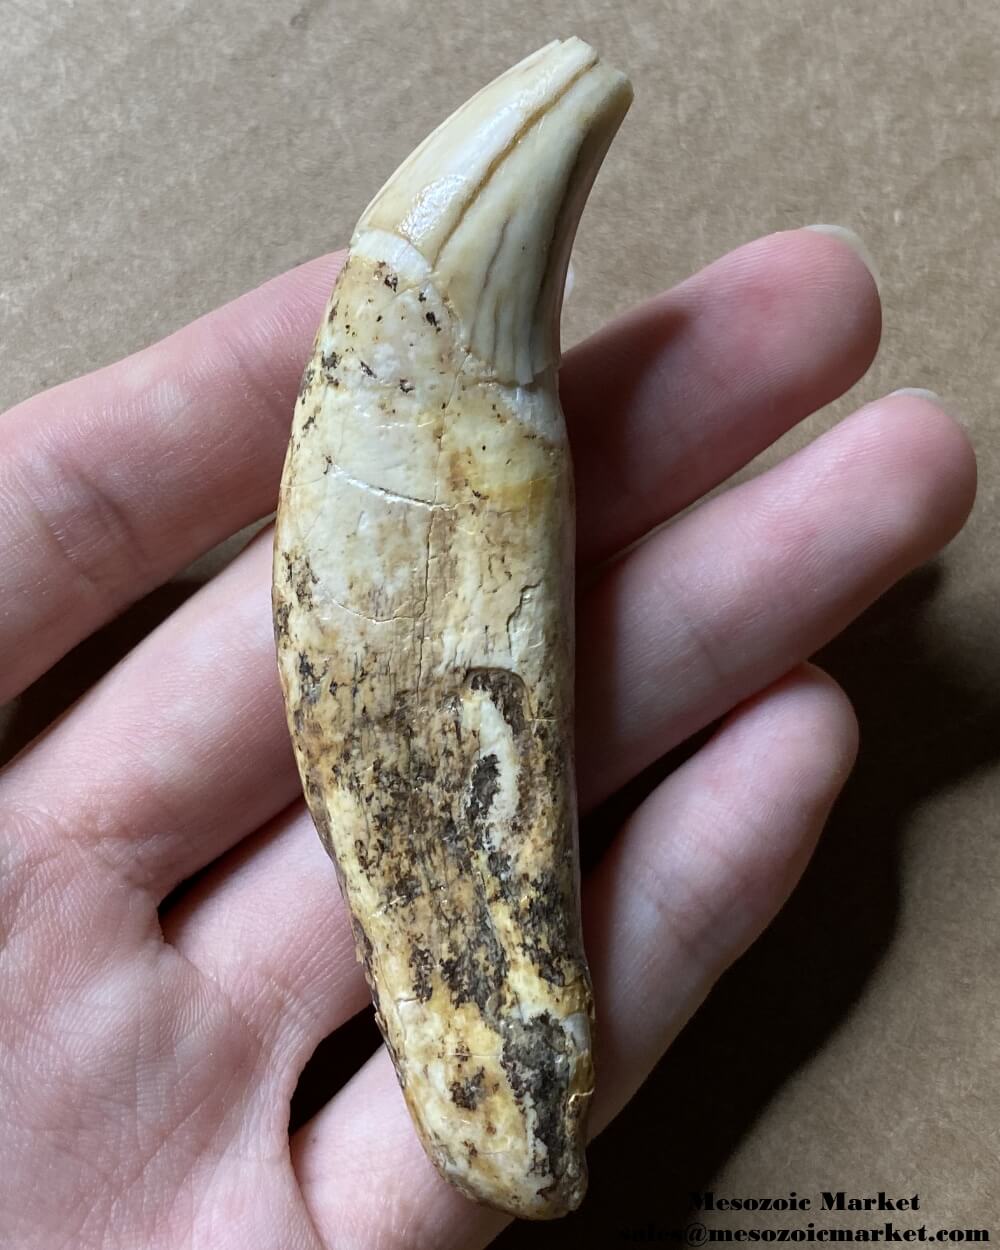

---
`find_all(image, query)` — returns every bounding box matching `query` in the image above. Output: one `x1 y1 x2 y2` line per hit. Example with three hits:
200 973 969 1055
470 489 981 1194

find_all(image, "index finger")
0 252 342 703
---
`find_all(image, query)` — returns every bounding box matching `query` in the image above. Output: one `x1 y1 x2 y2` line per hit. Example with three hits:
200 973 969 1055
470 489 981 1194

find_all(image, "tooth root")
273 39 631 1220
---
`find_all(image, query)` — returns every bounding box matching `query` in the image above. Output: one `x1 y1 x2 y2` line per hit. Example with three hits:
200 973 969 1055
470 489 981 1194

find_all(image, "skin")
0 227 976 1250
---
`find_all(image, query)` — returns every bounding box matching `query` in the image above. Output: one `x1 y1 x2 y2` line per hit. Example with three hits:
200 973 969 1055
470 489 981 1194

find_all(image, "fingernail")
564 258 576 302
804 224 881 293
890 387 941 402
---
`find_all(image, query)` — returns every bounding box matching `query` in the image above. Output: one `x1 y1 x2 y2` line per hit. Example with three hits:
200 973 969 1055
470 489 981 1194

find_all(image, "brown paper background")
2 0 998 1239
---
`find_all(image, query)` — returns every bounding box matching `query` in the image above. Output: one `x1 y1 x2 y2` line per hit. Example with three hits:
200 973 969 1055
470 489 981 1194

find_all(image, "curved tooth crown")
274 38 631 1221
355 37 632 385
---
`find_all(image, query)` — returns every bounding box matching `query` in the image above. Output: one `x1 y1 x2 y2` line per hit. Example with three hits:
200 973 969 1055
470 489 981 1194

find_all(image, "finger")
576 391 976 806
289 664 857 1250
565 226 881 565
0 252 343 702
2 531 300 895
583 663 857 1128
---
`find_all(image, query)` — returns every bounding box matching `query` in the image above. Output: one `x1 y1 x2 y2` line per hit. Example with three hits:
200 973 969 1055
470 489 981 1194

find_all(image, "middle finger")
566 226 880 565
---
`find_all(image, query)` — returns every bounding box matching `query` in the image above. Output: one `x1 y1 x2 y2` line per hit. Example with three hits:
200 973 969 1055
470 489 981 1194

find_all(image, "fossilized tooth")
273 38 631 1219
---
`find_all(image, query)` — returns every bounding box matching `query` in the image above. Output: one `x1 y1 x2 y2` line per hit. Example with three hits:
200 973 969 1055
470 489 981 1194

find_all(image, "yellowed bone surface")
274 37 631 1219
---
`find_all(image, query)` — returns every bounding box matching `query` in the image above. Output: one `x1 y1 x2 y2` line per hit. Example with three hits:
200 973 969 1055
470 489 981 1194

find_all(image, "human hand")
0 227 974 1248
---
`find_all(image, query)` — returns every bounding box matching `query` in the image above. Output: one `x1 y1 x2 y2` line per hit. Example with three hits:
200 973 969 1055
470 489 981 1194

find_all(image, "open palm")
0 227 974 1248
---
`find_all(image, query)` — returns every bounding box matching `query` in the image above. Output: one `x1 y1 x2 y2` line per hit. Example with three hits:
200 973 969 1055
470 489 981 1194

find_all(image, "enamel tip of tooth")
353 38 633 386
